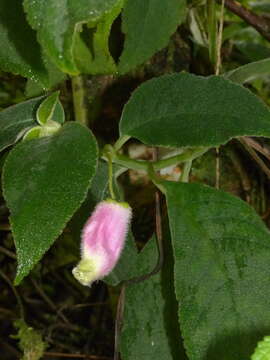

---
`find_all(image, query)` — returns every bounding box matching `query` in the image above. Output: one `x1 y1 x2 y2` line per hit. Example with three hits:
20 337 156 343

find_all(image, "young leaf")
0 97 44 152
120 73 270 148
163 181 270 360
36 92 60 125
23 0 122 74
251 336 270 360
118 0 186 74
2 123 98 285
23 126 42 141
120 237 184 360
224 58 270 84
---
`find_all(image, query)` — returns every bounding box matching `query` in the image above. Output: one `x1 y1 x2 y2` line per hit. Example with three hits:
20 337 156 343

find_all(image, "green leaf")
251 336 270 360
52 101 65 125
118 0 186 74
74 0 124 75
236 42 270 63
37 92 60 125
70 160 138 286
0 97 44 152
23 126 42 141
25 54 67 96
0 0 50 87
2 122 98 285
120 236 184 360
224 58 270 84
23 0 122 74
120 73 270 148
163 180 270 360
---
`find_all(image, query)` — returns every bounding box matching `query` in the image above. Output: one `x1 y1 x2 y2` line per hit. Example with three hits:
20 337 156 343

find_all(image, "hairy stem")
71 75 88 125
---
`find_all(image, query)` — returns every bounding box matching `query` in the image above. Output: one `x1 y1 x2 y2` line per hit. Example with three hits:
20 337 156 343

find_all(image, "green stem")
71 75 88 125
180 160 193 182
108 156 116 200
108 147 209 172
114 135 131 151
207 0 217 66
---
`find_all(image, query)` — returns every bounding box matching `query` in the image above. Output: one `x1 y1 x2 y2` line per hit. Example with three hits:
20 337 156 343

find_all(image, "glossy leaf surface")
23 0 121 74
164 181 270 360
120 73 270 147
2 123 98 284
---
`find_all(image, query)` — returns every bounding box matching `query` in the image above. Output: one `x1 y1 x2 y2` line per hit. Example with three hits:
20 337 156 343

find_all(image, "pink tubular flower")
72 199 132 286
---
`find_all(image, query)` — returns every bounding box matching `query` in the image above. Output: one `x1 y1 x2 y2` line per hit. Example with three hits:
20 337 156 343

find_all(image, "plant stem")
108 147 209 172
114 135 131 151
215 0 225 75
207 0 217 66
71 75 88 125
180 160 193 182
108 156 116 200
215 0 270 42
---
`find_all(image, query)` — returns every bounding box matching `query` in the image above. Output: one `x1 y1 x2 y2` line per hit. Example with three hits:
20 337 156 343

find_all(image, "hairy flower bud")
72 199 132 286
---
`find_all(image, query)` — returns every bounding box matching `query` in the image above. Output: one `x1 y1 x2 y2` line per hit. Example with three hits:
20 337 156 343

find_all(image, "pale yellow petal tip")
72 258 99 287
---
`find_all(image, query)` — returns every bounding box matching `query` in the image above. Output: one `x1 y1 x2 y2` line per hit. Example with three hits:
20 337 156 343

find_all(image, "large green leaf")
0 0 48 86
70 160 138 286
0 97 43 152
120 236 184 360
23 0 121 74
118 0 186 74
163 181 270 360
224 58 270 84
120 73 270 148
2 122 98 284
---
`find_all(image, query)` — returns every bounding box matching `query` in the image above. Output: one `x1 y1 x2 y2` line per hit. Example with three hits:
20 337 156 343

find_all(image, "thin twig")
242 137 270 161
1 339 21 358
31 278 70 325
216 0 270 41
43 352 112 359
225 146 251 202
239 138 270 180
60 302 107 311
214 0 225 188
215 0 225 75
0 270 24 318
0 223 11 231
114 285 126 360
0 245 16 259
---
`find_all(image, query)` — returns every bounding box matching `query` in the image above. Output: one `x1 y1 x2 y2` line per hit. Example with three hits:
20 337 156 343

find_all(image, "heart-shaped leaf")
2 122 98 284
